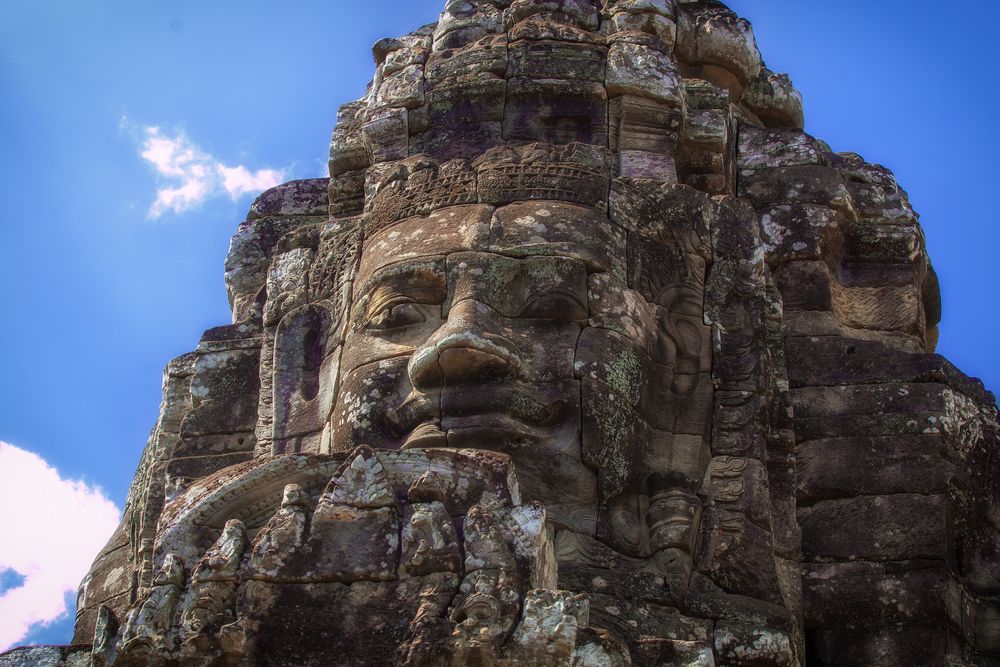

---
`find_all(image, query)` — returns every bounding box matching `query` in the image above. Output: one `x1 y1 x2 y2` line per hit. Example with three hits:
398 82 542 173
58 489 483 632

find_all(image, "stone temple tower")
5 1 996 665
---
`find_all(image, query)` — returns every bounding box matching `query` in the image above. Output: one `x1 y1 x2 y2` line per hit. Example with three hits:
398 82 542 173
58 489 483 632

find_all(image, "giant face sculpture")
66 1 1000 665
264 147 715 582
336 202 600 532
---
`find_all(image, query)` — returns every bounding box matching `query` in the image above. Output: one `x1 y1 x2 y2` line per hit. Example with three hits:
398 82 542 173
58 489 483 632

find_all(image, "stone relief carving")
32 0 996 666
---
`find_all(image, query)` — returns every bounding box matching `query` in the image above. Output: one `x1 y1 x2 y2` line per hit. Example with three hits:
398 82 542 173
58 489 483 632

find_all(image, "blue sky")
0 0 997 649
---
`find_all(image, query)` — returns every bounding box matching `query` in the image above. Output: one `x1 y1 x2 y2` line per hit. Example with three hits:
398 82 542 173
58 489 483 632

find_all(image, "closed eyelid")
515 287 588 319
366 286 444 318
353 262 446 319
364 301 429 331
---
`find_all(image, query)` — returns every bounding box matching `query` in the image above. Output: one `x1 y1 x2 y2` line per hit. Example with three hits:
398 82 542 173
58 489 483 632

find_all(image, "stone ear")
272 303 339 445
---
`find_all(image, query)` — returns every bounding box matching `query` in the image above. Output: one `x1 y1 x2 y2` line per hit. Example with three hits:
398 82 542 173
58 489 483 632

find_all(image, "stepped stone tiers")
3 1 997 666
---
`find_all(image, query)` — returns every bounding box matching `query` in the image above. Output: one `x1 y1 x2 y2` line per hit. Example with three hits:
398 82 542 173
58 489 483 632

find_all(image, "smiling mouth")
402 422 447 448
390 387 569 449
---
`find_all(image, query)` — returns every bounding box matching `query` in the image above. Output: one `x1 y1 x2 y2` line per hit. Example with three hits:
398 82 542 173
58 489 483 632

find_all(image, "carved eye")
517 291 587 322
366 302 426 331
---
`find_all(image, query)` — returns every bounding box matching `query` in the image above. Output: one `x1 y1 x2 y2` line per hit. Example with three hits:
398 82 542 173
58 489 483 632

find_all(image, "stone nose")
408 299 521 389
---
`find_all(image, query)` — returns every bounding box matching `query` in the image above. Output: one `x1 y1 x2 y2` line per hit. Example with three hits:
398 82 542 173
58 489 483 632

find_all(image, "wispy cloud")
218 164 286 198
0 442 121 651
124 119 286 218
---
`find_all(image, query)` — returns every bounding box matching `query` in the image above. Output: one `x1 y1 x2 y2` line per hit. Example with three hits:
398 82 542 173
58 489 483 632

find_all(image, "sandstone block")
507 39 606 81
362 107 409 164
743 68 804 129
676 2 762 85
248 179 329 220
373 64 425 110
802 561 946 627
775 260 834 312
797 435 948 503
714 622 795 666
740 165 853 216
738 126 829 171
696 508 784 605
181 348 261 436
306 505 399 582
503 77 609 145
784 336 962 388
806 623 947 667
759 204 842 265
606 41 683 107
798 494 946 561
509 0 601 31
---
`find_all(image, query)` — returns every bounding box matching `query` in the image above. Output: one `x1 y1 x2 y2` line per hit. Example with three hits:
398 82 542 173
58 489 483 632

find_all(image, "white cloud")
218 164 286 199
132 123 286 219
0 442 121 652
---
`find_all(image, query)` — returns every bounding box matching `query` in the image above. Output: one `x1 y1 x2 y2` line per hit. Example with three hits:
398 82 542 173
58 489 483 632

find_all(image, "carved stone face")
332 203 593 530
329 196 713 544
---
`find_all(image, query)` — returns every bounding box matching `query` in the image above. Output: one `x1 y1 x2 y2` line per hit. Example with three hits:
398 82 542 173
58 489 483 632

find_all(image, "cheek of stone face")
508 320 580 383
587 272 663 362
579 273 714 541
330 356 420 452
339 306 444 379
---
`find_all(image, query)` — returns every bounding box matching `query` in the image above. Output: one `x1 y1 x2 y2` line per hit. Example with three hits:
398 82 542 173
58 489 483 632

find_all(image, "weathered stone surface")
306 505 399 582
606 41 683 106
503 77 609 145
785 335 967 388
696 507 784 605
508 38 606 81
740 165 854 215
676 2 762 86
14 2 992 667
248 179 329 220
799 494 947 561
758 204 842 265
181 347 261 436
714 622 795 667
790 382 952 440
802 561 946 627
805 623 948 667
743 68 805 129
738 126 829 171
0 646 90 666
797 435 949 503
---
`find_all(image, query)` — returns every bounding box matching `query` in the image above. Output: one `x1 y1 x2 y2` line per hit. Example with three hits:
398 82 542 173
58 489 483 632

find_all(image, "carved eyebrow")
353 259 446 317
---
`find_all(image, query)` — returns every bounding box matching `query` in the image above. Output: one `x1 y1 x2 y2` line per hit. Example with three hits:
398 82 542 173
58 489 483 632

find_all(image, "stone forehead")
356 200 628 287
